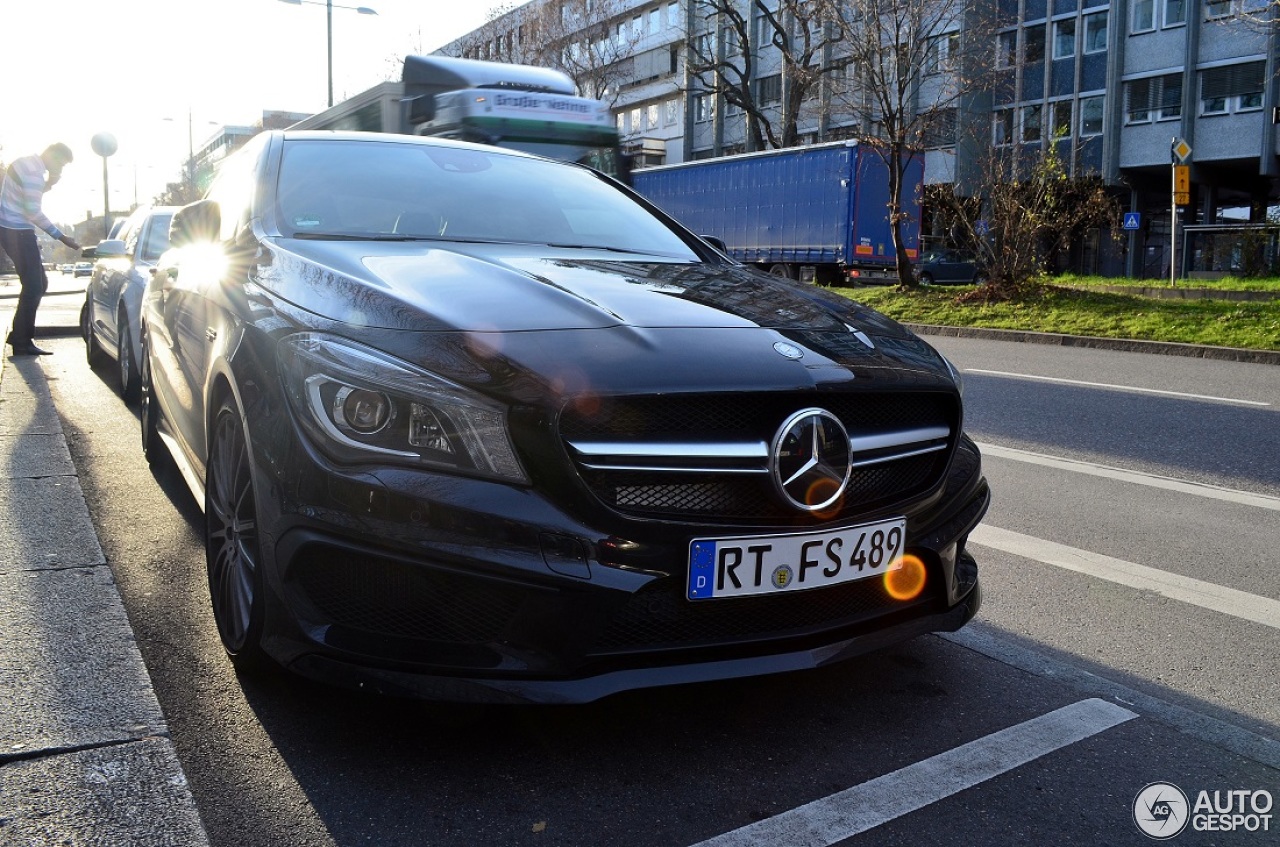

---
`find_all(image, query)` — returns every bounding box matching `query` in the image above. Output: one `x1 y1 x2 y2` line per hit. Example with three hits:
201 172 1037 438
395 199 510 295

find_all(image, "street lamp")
91 132 118 238
278 0 378 107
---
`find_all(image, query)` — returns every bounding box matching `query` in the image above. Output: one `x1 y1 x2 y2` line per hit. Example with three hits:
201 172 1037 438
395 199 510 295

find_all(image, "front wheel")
918 272 935 287
82 302 108 370
140 331 170 471
117 313 141 404
206 395 268 670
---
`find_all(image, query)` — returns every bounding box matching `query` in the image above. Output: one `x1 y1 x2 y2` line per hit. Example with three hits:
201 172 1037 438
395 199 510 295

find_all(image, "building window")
1159 73 1183 119
1164 0 1186 25
1053 19 1076 60
996 31 1017 68
994 109 1014 145
1133 0 1155 31
695 94 715 122
1022 104 1043 142
1079 95 1104 136
1084 11 1108 53
649 7 660 35
921 109 957 149
665 98 678 125
647 103 660 128
1127 74 1183 122
1200 61 1266 115
757 74 782 105
1205 0 1232 18
617 113 626 133
925 31 959 75
667 1 679 27
1024 24 1046 63
631 107 642 131
1126 78 1153 123
1051 100 1073 138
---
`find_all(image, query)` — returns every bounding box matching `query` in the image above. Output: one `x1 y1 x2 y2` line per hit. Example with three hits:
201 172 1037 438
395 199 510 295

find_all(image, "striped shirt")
0 154 64 240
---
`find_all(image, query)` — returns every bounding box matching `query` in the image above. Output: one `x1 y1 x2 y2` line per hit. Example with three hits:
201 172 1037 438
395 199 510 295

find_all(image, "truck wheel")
768 264 794 279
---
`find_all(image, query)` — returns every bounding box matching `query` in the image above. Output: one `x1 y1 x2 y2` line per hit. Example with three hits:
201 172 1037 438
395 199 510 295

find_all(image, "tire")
117 312 141 404
205 394 269 670
768 263 794 279
140 331 169 470
918 272 935 287
82 302 108 370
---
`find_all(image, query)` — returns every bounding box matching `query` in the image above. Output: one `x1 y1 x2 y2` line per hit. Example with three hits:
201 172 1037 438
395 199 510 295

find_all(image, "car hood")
254 238 955 399
260 239 910 337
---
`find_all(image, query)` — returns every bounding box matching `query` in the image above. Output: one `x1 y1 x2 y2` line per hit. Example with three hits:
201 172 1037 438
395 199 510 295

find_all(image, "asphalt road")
34 328 1280 846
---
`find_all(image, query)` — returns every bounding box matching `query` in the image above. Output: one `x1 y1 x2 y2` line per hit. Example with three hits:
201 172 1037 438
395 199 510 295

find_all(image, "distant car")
80 205 179 403
915 249 984 286
141 131 988 703
73 262 93 278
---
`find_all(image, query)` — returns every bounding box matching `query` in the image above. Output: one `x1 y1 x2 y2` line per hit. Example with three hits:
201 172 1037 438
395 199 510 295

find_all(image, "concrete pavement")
0 272 210 846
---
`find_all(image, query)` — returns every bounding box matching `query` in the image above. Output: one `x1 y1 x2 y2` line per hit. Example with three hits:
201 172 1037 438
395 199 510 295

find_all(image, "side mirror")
701 236 729 254
88 239 127 259
169 199 221 248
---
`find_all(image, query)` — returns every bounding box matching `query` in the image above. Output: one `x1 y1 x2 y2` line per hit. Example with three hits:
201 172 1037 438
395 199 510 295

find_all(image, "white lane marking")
976 442 1280 512
689 699 1136 847
969 525 1280 630
964 368 1271 407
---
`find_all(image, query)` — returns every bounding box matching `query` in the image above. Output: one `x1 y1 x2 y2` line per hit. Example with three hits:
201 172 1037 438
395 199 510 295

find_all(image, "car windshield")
276 139 698 260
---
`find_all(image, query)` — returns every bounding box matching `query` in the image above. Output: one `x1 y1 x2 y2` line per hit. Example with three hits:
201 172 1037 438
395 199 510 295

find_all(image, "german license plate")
687 518 906 600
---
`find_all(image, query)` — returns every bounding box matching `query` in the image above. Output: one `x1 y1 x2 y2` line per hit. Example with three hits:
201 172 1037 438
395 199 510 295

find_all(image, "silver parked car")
81 205 179 403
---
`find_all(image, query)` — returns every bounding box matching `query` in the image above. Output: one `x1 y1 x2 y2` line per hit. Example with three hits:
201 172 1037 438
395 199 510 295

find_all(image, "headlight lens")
279 333 528 483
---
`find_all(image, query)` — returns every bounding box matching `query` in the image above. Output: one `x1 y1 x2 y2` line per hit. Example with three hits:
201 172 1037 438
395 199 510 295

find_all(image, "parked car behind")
81 205 179 402
142 131 989 703
73 262 93 278
915 249 984 286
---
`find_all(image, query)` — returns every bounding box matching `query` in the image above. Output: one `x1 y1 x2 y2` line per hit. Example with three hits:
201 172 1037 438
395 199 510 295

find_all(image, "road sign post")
1171 138 1192 287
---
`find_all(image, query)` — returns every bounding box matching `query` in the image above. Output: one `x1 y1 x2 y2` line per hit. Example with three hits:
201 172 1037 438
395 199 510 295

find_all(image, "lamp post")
278 0 378 107
90 132 118 238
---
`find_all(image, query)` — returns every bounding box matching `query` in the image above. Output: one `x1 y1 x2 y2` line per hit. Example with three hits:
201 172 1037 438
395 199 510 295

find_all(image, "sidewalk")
0 274 210 845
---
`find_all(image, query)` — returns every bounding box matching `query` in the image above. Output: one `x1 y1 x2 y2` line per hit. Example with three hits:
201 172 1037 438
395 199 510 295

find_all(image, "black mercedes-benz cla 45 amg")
140 131 989 703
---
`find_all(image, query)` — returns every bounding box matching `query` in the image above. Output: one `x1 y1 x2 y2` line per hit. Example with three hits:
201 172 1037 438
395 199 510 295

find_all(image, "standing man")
1 143 81 356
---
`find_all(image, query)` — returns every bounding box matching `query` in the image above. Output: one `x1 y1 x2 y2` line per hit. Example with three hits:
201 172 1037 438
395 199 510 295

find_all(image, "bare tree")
688 0 841 151
816 0 990 289
442 1 643 107
445 3 538 66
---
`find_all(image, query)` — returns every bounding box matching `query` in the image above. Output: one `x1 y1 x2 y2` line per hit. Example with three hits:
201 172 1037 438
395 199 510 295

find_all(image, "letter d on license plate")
687 518 906 600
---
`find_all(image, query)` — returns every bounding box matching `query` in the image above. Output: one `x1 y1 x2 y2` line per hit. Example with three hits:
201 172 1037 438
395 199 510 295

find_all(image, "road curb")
904 323 1280 366
1 311 211 845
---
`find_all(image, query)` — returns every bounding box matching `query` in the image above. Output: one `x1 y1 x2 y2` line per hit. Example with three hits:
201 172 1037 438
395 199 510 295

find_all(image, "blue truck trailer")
631 140 922 285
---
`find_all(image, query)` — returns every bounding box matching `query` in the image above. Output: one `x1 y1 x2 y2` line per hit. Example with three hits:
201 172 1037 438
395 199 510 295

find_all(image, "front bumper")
249 386 990 703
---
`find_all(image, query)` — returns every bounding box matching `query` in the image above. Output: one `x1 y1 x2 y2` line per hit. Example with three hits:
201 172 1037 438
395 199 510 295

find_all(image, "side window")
205 136 266 242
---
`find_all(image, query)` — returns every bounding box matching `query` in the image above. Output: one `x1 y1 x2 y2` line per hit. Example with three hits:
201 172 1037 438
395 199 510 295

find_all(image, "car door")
89 217 137 349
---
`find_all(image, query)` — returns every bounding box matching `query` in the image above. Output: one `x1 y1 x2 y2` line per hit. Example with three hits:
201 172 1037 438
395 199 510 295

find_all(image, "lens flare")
884 554 927 601
806 477 843 517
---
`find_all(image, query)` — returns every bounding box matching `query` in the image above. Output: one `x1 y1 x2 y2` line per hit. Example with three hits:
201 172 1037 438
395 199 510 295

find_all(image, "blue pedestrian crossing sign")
1123 212 1141 231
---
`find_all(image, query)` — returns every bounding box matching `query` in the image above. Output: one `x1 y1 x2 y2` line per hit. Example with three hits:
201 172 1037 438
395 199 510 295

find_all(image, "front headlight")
278 333 528 484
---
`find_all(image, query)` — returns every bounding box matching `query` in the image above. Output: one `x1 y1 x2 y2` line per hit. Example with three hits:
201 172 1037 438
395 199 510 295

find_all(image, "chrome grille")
561 392 957 522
